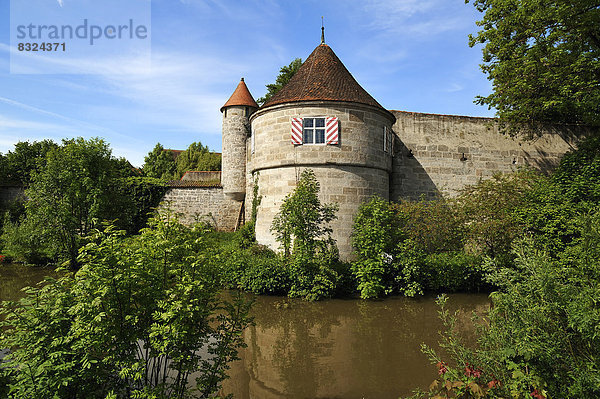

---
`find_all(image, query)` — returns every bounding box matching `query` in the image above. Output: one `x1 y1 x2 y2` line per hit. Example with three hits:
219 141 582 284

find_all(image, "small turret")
221 78 258 201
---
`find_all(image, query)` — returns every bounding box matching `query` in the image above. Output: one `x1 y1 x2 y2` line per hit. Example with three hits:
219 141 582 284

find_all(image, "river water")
0 263 490 399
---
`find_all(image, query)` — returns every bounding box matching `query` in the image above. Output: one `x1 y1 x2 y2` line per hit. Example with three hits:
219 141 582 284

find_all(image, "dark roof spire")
321 16 325 44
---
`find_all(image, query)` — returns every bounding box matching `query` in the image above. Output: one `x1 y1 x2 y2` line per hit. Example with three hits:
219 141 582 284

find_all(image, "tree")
467 0 600 131
257 58 302 106
271 169 339 300
175 141 221 176
0 140 58 185
2 138 134 267
0 215 252 398
271 169 338 258
142 143 177 180
142 142 221 181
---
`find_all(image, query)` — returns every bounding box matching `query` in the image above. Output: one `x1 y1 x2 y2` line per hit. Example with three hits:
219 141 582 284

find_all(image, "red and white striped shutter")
291 117 303 145
326 117 339 145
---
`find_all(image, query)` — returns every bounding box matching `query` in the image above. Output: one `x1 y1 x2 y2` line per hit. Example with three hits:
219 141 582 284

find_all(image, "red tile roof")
221 78 258 112
262 44 386 112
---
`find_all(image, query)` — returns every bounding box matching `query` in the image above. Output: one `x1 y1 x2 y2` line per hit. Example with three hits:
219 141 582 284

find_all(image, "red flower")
487 379 501 389
436 361 448 375
464 364 482 378
531 389 545 399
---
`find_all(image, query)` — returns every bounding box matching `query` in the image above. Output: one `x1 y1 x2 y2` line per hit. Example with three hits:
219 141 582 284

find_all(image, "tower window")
290 117 338 145
303 117 326 144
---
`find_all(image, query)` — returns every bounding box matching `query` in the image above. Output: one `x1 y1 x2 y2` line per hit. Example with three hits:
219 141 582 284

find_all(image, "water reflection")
221 294 489 399
0 263 60 303
0 264 489 398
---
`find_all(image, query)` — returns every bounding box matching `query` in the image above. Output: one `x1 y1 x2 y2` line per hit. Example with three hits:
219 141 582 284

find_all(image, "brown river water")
0 263 490 399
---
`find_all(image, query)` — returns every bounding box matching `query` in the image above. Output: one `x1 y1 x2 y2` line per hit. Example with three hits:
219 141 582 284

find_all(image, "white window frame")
302 117 327 145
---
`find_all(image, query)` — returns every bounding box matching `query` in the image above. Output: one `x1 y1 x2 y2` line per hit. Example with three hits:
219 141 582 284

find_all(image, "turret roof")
262 44 386 112
221 78 258 112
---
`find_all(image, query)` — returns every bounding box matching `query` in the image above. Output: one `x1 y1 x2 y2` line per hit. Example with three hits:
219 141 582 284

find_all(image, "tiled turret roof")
221 78 258 112
262 44 386 111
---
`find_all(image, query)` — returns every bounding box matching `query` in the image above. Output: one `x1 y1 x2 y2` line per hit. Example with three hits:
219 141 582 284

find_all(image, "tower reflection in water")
219 294 489 399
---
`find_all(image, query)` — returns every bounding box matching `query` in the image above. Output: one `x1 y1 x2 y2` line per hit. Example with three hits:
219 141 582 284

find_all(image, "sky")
0 0 494 167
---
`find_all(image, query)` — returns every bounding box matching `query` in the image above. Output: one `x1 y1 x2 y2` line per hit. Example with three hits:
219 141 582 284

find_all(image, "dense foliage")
409 135 600 398
416 217 600 398
467 0 600 131
351 197 486 299
271 169 341 300
0 140 58 185
1 138 164 267
142 143 178 180
256 58 302 106
142 142 221 181
0 214 252 399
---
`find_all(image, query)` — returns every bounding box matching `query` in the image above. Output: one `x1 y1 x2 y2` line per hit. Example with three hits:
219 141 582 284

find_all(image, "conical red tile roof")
221 78 258 112
262 44 386 111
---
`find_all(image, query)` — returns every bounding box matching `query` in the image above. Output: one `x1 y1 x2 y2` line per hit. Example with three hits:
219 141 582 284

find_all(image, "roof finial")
321 16 325 44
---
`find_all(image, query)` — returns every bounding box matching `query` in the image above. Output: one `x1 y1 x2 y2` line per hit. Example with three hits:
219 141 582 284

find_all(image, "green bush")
396 197 464 254
1 214 55 265
418 212 600 398
111 176 168 234
422 252 485 292
271 169 340 300
0 214 252 398
219 243 291 296
458 170 537 258
351 197 405 299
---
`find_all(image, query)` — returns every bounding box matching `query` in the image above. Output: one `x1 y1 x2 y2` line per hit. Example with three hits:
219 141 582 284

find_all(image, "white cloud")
0 95 126 139
57 0 64 7
358 0 472 38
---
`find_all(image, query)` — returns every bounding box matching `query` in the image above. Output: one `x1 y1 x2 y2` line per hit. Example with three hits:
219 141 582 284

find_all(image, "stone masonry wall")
161 187 242 231
253 165 389 259
391 111 581 200
249 101 395 260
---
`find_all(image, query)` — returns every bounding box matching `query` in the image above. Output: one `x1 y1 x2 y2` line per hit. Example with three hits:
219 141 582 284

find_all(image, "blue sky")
0 0 494 167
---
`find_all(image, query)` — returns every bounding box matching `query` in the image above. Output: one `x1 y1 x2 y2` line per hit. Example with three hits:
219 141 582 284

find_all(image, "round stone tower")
221 78 258 201
249 43 396 259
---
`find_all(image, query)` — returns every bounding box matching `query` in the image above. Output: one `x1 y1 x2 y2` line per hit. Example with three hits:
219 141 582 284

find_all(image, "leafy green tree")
467 0 600 131
0 139 58 185
0 214 252 398
458 170 537 258
271 169 340 300
175 141 221 176
2 138 133 267
271 169 338 258
142 143 177 180
257 58 302 106
419 215 600 398
351 197 406 299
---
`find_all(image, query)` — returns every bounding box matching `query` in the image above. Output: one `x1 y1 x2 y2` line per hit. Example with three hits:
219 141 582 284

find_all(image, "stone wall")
391 111 581 200
249 101 395 260
161 186 242 231
253 165 389 259
0 186 25 206
181 171 221 182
